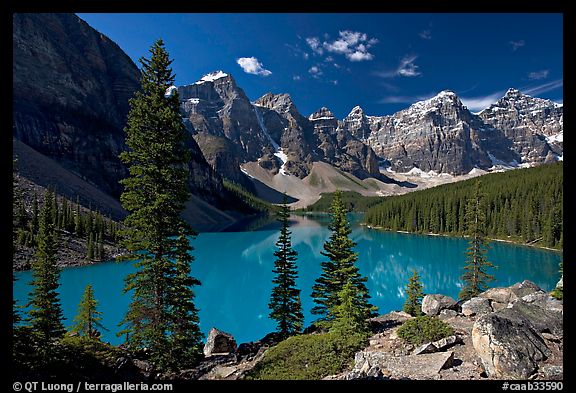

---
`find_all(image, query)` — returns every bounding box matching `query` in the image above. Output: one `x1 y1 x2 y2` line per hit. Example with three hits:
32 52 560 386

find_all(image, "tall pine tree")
71 284 107 339
403 270 424 316
269 196 304 340
118 39 203 370
26 189 66 345
311 191 376 326
459 180 496 300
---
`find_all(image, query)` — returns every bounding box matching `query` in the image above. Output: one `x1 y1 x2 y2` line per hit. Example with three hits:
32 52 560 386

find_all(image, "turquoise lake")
13 214 562 346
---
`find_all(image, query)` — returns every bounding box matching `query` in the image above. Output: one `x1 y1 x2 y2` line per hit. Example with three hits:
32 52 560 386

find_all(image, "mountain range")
12 13 564 229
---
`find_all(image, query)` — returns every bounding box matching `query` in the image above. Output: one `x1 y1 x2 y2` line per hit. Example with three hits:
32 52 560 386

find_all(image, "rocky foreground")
156 280 562 381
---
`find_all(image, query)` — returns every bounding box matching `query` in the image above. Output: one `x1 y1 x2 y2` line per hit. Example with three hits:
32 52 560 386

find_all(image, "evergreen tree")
26 189 66 345
31 193 39 235
329 280 369 336
311 191 376 326
74 196 82 236
71 284 107 339
403 270 425 316
459 180 496 300
86 232 94 260
118 39 203 370
97 233 105 260
269 196 304 339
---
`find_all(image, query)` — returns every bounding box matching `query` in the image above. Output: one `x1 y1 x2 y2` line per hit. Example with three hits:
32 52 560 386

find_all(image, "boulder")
203 328 237 357
472 309 550 379
347 350 454 379
432 335 463 351
438 309 458 320
508 299 563 337
479 287 518 304
421 294 458 316
521 292 563 314
539 365 563 380
509 280 543 298
413 342 438 355
461 297 493 317
237 332 281 360
555 276 563 291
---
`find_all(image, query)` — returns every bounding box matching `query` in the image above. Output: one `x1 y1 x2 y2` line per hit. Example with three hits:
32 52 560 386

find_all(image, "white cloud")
419 29 432 40
308 66 323 78
376 54 422 78
303 52 309 60
379 93 435 104
293 75 301 81
460 91 505 112
509 40 525 51
528 70 550 80
306 30 378 62
521 79 563 96
332 80 338 85
305 37 324 55
397 55 421 77
236 57 272 76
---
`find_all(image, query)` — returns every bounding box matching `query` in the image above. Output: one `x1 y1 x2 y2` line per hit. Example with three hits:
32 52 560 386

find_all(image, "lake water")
13 214 562 346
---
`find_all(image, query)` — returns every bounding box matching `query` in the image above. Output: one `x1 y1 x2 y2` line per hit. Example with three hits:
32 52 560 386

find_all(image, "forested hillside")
364 163 563 249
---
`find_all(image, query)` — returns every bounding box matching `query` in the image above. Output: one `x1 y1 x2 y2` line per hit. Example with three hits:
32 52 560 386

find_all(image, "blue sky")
78 13 563 118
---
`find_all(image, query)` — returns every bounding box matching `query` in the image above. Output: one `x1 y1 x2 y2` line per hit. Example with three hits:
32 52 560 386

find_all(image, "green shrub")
551 287 563 300
396 316 454 345
246 331 367 380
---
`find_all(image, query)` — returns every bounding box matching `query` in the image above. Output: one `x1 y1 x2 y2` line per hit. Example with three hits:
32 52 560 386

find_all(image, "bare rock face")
13 13 140 198
421 294 459 316
461 297 493 317
478 88 563 165
472 309 550 379
203 328 237 357
350 89 562 175
13 13 225 223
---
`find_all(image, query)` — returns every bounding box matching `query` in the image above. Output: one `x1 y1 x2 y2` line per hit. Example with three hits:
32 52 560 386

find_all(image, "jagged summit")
309 107 336 121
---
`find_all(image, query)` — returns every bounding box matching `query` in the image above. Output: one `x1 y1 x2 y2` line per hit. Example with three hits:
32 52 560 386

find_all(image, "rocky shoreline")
150 279 562 381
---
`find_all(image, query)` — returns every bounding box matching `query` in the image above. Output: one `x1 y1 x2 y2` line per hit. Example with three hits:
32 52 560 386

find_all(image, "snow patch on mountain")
195 70 229 84
253 104 289 175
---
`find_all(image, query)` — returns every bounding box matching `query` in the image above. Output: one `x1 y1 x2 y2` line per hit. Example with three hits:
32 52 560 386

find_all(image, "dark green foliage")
403 270 425 316
459 180 496 300
13 332 123 381
397 316 454 345
329 281 370 336
364 163 563 249
117 39 203 371
269 197 304 339
311 191 377 326
303 191 383 213
222 179 276 214
87 232 95 260
26 189 66 345
551 261 563 300
246 331 367 380
72 284 107 339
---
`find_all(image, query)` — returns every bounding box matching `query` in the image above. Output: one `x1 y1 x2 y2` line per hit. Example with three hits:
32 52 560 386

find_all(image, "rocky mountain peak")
309 107 336 121
504 87 522 98
254 93 297 114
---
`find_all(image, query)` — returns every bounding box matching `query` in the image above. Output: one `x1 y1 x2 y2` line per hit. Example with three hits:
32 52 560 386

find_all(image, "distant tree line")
364 163 563 249
13 187 120 261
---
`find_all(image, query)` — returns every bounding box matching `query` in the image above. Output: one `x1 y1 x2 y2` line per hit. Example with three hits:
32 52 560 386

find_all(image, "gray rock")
432 335 463 351
479 287 518 304
539 365 563 380
556 276 563 291
438 309 459 320
508 299 563 337
472 309 551 379
521 292 563 313
203 327 237 356
421 294 458 316
509 280 543 298
413 342 438 355
461 297 493 317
